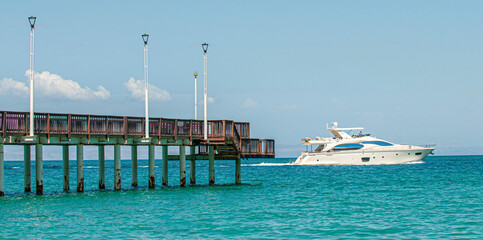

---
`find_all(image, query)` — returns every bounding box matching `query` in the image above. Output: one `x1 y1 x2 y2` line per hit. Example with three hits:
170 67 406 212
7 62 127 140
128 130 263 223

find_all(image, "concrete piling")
0 144 4 196
180 145 186 187
148 145 155 189
131 145 138 187
35 144 43 195
24 145 31 192
98 145 105 189
114 145 121 190
190 146 196 185
162 145 168 186
209 145 215 185
76 144 84 192
62 145 69 191
235 158 241 185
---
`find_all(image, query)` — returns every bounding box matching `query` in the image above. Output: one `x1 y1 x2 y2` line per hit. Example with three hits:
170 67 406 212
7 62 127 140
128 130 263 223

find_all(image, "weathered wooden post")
235 158 241 185
35 143 43 195
0 143 4 196
131 145 138 187
209 145 215 185
114 145 121 190
162 145 168 186
180 145 186 187
98 145 105 189
190 146 196 184
76 144 84 192
24 145 31 192
62 145 69 191
148 145 155 189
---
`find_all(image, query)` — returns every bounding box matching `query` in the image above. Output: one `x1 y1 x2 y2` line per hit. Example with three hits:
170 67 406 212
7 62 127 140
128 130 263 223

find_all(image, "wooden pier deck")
0 110 275 196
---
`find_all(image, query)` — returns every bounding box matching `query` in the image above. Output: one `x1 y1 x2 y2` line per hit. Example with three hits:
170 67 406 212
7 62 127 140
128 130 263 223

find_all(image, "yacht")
294 122 435 165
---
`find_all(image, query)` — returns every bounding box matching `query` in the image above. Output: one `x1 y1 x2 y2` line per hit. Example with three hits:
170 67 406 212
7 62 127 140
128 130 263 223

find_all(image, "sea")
0 155 481 239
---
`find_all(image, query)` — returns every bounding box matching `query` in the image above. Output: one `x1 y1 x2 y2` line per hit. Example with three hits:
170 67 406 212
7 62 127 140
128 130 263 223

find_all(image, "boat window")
362 141 393 146
415 152 422 155
333 144 364 150
361 157 370 162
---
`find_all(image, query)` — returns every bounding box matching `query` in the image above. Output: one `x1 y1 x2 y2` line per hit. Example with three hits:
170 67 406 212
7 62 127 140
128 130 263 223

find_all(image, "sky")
1 0 483 160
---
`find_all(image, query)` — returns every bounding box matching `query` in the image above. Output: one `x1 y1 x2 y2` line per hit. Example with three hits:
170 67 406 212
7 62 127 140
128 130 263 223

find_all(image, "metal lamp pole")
202 43 208 140
28 16 36 137
194 72 198 120
142 34 149 139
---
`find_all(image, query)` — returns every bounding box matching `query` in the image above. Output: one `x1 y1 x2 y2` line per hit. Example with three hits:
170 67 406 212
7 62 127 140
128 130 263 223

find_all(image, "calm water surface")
0 156 482 239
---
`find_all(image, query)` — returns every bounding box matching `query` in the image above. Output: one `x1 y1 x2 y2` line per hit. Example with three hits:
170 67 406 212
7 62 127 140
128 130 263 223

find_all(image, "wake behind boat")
294 122 435 165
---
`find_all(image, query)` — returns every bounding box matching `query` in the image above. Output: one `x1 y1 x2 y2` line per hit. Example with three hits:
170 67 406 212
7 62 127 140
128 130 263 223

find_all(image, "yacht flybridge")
294 122 435 165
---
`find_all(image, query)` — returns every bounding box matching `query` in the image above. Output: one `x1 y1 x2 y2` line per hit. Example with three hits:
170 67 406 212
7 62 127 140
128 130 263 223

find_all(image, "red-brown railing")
0 111 274 157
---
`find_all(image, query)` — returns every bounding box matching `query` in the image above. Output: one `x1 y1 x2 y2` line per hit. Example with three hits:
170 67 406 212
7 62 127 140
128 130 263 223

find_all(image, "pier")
0 110 275 196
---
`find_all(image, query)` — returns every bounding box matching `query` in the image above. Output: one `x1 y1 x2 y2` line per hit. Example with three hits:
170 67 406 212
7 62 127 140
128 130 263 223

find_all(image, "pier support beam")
209 145 215 185
0 144 4 196
148 145 155 189
76 144 84 193
98 145 105 189
131 145 138 187
114 145 121 190
35 144 43 195
62 145 69 191
190 146 196 185
162 145 168 186
235 158 241 185
24 145 31 192
180 146 186 187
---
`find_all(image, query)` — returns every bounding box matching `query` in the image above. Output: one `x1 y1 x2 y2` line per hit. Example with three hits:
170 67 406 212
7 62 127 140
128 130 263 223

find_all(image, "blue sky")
1 0 483 159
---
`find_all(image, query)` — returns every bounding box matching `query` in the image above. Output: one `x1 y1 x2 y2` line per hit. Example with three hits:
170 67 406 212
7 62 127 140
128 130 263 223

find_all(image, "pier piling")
235 158 241 185
24 145 31 192
35 144 43 195
209 145 215 185
114 145 121 190
180 145 186 187
76 144 84 192
131 145 138 187
148 145 155 189
0 144 4 196
62 145 69 191
190 146 196 185
162 145 168 186
98 145 105 189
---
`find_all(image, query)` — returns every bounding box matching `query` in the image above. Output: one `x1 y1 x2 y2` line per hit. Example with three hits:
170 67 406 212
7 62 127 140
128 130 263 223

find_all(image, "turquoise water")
1 156 482 239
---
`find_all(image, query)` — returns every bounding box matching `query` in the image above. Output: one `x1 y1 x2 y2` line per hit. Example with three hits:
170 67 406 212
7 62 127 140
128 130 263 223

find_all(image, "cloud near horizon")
241 98 258 108
1 71 111 100
124 77 171 102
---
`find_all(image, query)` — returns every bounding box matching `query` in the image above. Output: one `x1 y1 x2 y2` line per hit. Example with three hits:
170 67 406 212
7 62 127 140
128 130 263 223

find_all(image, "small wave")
405 161 425 164
84 166 99 169
242 162 293 167
11 167 21 169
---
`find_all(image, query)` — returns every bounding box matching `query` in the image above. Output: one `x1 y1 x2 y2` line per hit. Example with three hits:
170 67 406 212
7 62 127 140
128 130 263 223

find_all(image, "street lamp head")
202 43 208 53
194 72 198 77
142 34 149 45
28 16 36 29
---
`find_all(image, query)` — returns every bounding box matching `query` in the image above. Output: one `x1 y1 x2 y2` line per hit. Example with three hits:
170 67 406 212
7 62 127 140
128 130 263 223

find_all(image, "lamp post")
142 34 149 139
28 16 36 137
194 72 198 120
202 43 208 140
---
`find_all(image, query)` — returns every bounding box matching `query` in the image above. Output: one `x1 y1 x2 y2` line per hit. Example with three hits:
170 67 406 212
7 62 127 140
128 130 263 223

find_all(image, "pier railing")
1 111 274 157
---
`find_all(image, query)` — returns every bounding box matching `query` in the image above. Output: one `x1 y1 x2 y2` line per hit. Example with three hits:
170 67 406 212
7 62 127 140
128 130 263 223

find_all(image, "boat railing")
417 144 436 148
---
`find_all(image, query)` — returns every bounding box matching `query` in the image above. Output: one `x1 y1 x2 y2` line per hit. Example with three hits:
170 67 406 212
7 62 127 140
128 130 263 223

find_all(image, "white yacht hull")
294 148 434 166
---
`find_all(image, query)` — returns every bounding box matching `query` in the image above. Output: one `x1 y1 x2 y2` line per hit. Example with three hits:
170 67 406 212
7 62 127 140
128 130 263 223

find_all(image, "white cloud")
241 98 258 108
0 77 29 96
23 70 110 100
124 77 171 102
197 97 215 104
